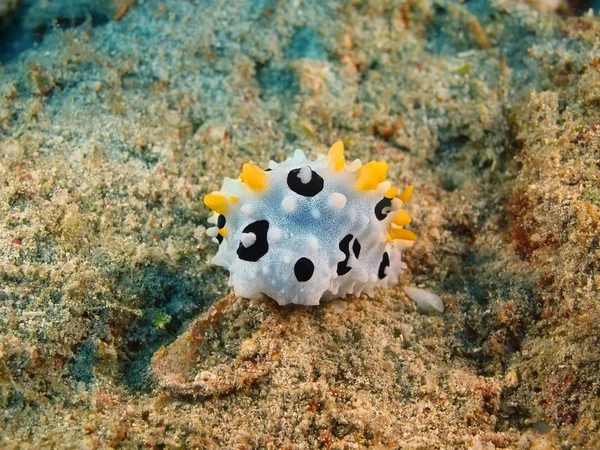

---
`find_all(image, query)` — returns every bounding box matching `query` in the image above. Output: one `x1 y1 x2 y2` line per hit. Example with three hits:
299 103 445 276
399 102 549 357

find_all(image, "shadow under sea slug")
203 142 417 306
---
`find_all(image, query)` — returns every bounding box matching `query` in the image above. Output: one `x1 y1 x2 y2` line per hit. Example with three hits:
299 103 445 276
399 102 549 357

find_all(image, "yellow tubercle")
218 227 228 237
355 160 388 191
327 141 345 172
230 196 238 203
399 185 414 204
240 163 267 191
203 192 228 215
389 227 417 241
392 209 412 227
386 234 392 242
384 186 398 198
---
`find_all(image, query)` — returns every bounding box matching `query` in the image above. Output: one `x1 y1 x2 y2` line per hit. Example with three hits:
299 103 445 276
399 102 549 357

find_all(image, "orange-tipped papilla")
203 192 228 215
399 185 414 204
389 227 417 241
355 160 388 190
392 209 412 227
240 163 267 191
327 141 345 172
384 186 398 198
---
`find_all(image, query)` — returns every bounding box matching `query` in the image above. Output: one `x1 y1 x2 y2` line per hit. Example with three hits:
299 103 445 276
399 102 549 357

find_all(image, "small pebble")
404 286 444 313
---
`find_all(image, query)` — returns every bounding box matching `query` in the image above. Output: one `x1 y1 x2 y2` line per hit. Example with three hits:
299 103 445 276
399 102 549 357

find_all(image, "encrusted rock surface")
0 0 599 447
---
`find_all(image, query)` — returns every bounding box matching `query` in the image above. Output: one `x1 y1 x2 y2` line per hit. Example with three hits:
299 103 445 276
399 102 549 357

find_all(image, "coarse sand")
1 0 599 448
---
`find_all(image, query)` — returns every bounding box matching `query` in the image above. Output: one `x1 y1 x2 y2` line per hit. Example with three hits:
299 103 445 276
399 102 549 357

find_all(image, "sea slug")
203 142 417 306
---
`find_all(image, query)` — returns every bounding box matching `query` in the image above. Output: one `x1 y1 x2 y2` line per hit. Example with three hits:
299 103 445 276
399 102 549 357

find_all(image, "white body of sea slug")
204 142 417 306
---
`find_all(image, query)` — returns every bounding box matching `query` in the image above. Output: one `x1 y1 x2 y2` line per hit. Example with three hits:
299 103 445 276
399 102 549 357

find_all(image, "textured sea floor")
1 0 599 448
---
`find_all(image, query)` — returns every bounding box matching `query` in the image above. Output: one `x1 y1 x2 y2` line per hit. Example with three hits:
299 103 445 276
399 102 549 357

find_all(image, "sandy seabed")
0 0 599 448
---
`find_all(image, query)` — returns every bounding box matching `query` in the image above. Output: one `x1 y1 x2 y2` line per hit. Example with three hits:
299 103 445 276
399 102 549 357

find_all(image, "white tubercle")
307 236 319 250
281 195 297 213
269 226 283 242
241 203 254 215
298 166 312 184
240 232 257 248
328 192 347 210
346 159 362 171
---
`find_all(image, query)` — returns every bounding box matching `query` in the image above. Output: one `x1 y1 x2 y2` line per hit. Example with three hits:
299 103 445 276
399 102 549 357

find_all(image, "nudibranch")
203 142 417 306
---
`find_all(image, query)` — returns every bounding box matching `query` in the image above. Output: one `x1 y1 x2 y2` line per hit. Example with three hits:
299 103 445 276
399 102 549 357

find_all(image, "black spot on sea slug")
375 197 393 220
337 234 353 276
352 239 361 258
216 234 223 244
287 166 324 197
294 257 314 282
217 214 226 229
378 252 390 279
237 220 269 262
